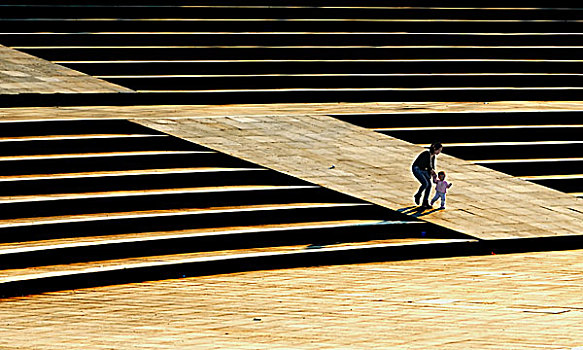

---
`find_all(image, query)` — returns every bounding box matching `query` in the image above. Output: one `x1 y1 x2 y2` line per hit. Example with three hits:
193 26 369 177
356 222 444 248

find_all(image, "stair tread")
6 18 581 22
0 202 370 229
1 5 579 9
22 45 583 48
99 73 583 78
0 134 164 142
0 237 476 284
0 150 212 162
0 184 318 204
0 219 408 254
135 87 583 93
54 59 583 63
0 167 266 182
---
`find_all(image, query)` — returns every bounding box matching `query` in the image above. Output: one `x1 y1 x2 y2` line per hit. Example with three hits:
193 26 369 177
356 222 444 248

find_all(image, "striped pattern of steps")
0 119 472 296
2 1 583 106
332 110 583 198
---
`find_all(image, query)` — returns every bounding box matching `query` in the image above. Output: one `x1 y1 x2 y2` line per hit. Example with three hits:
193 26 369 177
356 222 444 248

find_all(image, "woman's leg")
420 172 432 204
412 167 430 203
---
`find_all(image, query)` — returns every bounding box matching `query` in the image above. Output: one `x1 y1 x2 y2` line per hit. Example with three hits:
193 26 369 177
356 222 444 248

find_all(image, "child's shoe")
439 206 445 210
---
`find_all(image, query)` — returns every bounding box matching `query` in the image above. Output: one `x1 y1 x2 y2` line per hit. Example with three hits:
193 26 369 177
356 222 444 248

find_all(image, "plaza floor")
2 247 583 349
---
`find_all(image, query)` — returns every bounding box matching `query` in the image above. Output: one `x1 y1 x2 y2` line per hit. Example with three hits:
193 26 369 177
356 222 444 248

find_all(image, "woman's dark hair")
429 142 443 154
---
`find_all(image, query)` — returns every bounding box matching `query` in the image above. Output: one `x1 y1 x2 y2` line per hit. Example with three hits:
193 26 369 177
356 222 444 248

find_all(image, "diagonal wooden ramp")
136 114 583 240
0 45 133 95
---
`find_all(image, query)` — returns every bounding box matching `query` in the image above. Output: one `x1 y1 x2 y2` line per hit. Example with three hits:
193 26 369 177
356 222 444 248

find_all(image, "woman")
411 142 442 208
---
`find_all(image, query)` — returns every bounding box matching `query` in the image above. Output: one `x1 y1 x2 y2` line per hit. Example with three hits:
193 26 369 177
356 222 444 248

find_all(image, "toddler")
430 171 452 209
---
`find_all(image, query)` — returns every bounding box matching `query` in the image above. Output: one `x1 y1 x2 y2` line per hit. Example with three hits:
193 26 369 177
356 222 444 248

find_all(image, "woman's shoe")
414 193 421 205
422 201 432 209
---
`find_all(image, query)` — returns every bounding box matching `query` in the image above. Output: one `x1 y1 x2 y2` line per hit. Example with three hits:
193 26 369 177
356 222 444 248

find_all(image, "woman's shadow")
397 205 441 217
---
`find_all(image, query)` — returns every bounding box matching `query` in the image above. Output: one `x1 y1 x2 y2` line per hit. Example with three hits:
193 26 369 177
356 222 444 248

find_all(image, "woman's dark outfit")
411 150 435 206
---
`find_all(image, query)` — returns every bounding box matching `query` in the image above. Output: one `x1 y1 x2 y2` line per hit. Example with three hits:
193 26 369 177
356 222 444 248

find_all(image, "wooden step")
6 20 583 33
100 74 583 93
0 1 575 8
0 167 267 183
0 152 253 177
519 174 583 181
332 110 583 129
22 46 583 61
0 167 302 198
0 202 371 229
473 157 583 164
0 150 210 162
374 124 583 132
0 185 318 204
0 238 480 283
0 135 205 156
0 219 427 269
0 6 581 20
3 89 583 107
0 118 159 136
0 134 165 143
6 33 583 48
0 237 477 297
0 220 411 255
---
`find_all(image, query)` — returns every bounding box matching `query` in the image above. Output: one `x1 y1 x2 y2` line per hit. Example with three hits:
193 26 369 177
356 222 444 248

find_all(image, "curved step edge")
0 238 477 298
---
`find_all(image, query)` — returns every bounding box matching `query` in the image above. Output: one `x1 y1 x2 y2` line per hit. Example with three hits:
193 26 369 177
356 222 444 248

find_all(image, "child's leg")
430 192 440 205
439 193 446 208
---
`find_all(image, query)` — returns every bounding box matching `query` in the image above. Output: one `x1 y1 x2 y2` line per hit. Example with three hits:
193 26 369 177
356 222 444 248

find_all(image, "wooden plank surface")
0 238 472 283
2 101 583 121
3 249 582 349
0 45 133 95
0 202 368 229
135 114 583 240
0 220 395 253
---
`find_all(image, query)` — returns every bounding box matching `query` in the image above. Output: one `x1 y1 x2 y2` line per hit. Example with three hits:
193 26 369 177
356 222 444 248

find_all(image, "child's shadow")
397 205 441 218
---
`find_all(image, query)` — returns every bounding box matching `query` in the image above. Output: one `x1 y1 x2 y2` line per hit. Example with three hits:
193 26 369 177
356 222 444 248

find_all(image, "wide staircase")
1 1 583 106
0 119 472 296
0 1 582 295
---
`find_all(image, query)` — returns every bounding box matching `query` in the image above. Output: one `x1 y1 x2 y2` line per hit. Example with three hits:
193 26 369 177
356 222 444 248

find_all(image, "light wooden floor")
0 45 133 95
2 248 583 349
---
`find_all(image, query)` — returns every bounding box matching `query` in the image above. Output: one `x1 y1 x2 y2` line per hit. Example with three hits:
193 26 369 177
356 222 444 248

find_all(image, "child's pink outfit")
430 178 451 209
434 180 450 194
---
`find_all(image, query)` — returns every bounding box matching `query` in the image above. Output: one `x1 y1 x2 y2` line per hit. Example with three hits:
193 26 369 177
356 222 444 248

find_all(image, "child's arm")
447 182 453 188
